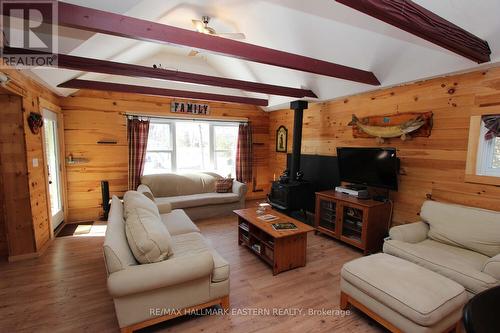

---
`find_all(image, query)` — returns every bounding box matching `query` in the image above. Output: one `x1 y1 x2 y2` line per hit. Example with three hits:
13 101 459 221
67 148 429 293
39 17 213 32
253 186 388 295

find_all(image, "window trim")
144 118 239 176
465 113 500 186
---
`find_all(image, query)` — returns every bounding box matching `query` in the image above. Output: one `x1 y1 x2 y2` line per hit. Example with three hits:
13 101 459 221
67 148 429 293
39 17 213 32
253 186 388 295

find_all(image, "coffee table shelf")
234 208 314 275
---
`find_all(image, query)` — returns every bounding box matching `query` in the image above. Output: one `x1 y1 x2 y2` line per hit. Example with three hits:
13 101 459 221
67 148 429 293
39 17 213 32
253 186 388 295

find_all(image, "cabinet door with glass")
315 197 339 236
340 204 366 248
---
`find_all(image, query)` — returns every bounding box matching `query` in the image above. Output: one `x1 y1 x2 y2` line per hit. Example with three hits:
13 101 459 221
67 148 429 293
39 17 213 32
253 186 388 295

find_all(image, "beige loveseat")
384 200 500 297
138 172 247 220
103 194 230 332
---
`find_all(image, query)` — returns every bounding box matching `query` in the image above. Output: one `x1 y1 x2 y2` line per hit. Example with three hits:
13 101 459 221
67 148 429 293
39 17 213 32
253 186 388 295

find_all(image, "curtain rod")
123 112 248 124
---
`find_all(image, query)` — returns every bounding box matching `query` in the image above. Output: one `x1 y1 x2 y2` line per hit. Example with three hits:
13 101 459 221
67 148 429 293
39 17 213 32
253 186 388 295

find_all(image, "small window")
476 121 500 177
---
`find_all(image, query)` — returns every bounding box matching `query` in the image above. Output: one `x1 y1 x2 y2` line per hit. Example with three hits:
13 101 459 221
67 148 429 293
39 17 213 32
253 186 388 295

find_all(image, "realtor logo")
1 0 57 68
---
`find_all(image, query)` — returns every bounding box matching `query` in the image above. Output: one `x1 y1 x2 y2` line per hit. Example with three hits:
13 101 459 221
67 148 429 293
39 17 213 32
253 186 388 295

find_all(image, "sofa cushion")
171 232 229 282
160 209 200 236
482 254 500 280
103 196 138 274
384 239 498 294
123 190 160 219
421 200 500 257
156 200 172 214
140 172 220 197
125 207 173 264
156 192 239 210
342 253 467 327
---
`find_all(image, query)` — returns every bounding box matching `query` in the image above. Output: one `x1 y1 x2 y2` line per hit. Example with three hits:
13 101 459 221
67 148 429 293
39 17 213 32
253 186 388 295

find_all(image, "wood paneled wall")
0 94 35 257
60 90 270 222
0 69 60 259
269 67 500 225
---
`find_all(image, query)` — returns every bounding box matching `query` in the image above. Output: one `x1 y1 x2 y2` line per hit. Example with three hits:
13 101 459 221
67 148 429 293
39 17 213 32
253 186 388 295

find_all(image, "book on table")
272 222 298 231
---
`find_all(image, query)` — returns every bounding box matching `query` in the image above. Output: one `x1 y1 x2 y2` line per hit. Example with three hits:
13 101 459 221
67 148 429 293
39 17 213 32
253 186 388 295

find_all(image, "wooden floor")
0 213 385 333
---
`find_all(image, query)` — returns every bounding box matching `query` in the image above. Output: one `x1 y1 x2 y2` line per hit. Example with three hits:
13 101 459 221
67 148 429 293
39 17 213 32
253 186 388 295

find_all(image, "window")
143 122 174 175
476 121 500 177
144 119 239 177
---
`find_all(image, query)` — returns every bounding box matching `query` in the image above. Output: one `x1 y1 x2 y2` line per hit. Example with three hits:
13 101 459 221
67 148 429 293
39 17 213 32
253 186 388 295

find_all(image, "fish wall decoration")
349 112 433 143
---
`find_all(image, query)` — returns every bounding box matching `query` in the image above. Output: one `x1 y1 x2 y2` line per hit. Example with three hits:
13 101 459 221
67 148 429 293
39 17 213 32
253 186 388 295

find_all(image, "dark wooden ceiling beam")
57 53 317 98
1 46 316 97
54 2 380 85
58 79 268 106
335 0 491 63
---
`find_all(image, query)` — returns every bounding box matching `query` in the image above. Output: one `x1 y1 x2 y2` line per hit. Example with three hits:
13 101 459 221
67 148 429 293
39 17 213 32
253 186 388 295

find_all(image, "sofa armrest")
482 254 500 280
137 184 154 201
232 180 247 198
388 222 429 244
107 251 214 298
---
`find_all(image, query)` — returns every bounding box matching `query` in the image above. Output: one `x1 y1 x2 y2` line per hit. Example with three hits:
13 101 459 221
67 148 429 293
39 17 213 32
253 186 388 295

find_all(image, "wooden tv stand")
314 190 392 254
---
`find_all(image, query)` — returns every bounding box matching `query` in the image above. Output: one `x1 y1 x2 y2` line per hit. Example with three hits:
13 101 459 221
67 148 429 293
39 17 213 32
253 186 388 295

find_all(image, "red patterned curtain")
236 123 253 183
127 117 150 190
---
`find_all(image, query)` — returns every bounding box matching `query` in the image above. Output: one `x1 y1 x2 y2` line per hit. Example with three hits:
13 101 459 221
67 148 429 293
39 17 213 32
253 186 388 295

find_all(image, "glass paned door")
319 199 337 233
43 110 64 230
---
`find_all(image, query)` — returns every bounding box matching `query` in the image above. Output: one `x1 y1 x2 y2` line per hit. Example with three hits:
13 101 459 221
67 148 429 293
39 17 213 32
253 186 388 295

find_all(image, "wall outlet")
32 158 39 167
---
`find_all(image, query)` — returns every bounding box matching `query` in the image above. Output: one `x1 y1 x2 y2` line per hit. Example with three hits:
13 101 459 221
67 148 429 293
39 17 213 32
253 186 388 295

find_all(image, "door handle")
49 181 53 184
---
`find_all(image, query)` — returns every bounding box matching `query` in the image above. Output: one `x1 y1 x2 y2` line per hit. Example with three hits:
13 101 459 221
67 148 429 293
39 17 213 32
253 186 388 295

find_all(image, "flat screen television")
337 147 398 191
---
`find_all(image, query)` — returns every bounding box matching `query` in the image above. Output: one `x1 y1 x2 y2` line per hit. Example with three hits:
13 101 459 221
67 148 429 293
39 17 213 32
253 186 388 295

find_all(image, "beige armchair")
384 200 500 296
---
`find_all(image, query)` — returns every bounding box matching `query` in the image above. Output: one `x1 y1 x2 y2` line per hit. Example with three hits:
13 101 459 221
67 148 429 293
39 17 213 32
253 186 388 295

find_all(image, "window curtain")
236 123 253 183
483 115 500 141
127 117 150 190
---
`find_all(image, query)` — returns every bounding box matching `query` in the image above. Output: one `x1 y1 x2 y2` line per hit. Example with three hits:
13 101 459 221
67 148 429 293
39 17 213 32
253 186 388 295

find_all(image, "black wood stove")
268 100 314 212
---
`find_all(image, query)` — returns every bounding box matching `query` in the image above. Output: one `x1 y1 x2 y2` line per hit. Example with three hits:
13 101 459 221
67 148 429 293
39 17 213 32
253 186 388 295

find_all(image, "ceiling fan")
189 16 245 57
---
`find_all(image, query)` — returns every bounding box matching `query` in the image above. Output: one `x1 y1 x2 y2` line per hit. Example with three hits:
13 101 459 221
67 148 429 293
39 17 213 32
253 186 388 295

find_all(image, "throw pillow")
215 178 234 193
123 190 160 219
125 207 173 264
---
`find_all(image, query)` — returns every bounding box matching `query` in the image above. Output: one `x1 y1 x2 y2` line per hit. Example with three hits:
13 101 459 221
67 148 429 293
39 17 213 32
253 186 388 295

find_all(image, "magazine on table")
271 222 298 231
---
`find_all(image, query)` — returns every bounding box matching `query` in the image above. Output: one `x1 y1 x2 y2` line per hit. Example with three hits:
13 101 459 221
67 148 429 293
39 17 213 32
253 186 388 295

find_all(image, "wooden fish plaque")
351 111 433 139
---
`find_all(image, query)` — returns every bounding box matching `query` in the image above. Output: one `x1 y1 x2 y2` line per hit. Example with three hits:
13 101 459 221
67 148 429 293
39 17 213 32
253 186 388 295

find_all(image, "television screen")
337 147 398 190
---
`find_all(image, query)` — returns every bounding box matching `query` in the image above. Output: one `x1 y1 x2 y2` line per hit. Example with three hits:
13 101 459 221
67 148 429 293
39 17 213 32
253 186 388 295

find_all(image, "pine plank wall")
2 65 500 259
60 91 270 222
269 67 500 225
0 69 59 259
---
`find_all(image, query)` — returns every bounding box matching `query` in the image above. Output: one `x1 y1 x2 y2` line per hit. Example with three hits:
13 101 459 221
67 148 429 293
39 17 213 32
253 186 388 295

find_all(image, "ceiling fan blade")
188 50 200 57
192 19 205 32
216 32 246 40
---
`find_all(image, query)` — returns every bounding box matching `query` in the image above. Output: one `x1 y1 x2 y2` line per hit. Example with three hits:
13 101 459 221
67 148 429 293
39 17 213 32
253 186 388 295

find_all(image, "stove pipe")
289 100 308 181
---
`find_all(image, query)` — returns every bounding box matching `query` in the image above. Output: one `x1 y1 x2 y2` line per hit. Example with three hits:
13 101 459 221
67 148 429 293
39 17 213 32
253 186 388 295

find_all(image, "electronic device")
335 186 370 199
337 147 399 191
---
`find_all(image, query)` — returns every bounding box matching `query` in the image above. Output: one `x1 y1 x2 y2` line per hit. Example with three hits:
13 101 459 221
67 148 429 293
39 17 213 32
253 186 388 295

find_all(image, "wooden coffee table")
234 208 314 275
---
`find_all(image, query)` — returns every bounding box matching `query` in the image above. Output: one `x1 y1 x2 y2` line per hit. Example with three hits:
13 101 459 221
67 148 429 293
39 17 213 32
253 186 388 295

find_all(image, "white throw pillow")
125 207 173 264
123 190 160 219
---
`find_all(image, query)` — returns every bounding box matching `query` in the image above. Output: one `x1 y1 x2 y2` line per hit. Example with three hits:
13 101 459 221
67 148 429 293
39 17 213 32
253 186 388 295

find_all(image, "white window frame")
476 121 500 177
145 118 240 175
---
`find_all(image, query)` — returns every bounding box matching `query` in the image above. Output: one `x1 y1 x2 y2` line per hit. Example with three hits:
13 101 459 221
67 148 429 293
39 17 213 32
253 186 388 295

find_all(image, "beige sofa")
138 172 247 220
384 200 500 296
103 194 230 332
